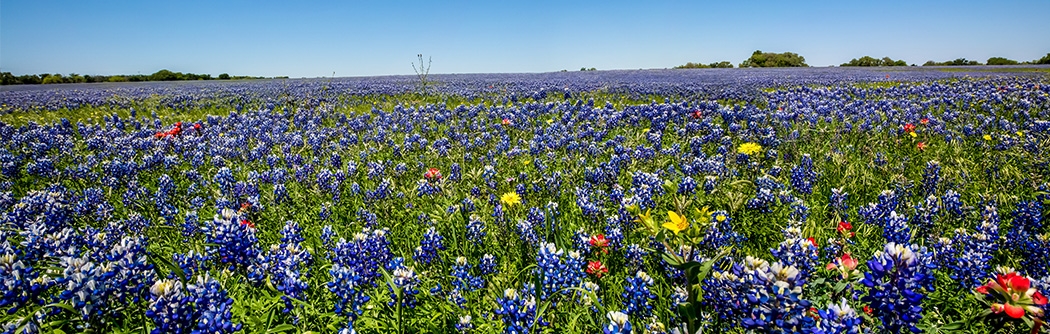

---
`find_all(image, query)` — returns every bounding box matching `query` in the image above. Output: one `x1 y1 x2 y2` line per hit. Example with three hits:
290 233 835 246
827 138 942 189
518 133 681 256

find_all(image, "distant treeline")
841 56 908 67
0 69 286 85
674 61 734 69
675 52 1050 69
922 54 1050 66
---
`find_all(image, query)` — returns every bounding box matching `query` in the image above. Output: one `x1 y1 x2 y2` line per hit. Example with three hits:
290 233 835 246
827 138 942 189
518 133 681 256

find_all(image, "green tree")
42 74 65 84
740 50 807 68
218 73 231 80
1034 53 1050 65
709 61 733 68
150 69 178 81
673 62 709 69
986 57 1018 65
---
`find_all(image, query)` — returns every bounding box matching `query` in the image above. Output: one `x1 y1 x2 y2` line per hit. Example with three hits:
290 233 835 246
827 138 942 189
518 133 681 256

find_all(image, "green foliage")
1 70 265 85
580 67 597 71
841 56 907 67
922 58 981 66
1035 53 1050 65
674 61 733 69
739 50 808 68
986 57 1019 65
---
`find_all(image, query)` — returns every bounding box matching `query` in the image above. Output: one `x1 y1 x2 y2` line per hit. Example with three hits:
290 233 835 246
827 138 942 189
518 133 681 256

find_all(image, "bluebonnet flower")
790 154 816 195
357 208 378 228
0 248 47 314
516 219 540 245
678 176 697 196
630 172 664 210
213 167 235 194
815 299 863 334
494 288 544 333
450 256 484 291
911 195 939 238
941 189 963 218
329 263 371 326
572 228 592 255
945 206 1000 289
1006 201 1048 279
248 221 312 315
186 274 241 334
535 243 584 300
146 279 195 334
386 257 420 309
203 209 259 271
578 281 602 311
700 211 744 255
460 196 476 213
604 222 624 251
103 235 157 307
858 190 899 226
466 214 486 244
622 271 656 317
771 224 819 278
883 210 911 244
171 250 210 281
412 227 445 266
329 228 392 286
478 254 499 276
55 255 109 320
73 187 113 220
860 243 936 333
416 179 441 197
603 311 633 334
742 261 815 332
526 206 546 231
624 244 648 272
921 160 940 196
703 175 718 194
670 285 688 308
829 187 849 220
456 315 473 333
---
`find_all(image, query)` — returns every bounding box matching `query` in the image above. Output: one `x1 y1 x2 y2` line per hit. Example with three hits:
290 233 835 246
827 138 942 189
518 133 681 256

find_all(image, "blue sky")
2 0 1048 77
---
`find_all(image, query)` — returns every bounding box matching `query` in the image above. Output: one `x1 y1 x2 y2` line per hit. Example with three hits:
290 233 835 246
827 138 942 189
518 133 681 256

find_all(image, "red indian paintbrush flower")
239 218 256 229
826 253 860 279
836 221 855 237
425 168 442 180
920 118 929 125
916 142 926 151
589 234 608 248
975 269 1047 320
501 118 511 125
903 123 916 133
586 260 608 278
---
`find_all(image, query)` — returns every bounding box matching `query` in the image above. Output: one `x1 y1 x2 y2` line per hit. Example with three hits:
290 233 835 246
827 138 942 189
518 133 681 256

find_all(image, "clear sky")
2 0 1048 78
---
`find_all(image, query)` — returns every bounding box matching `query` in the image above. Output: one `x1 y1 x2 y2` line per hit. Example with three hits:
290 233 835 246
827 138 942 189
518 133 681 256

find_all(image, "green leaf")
266 324 297 333
833 281 848 293
940 320 966 331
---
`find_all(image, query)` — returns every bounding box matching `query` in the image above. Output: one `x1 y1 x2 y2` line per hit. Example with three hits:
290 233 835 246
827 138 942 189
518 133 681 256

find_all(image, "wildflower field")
1 67 1049 333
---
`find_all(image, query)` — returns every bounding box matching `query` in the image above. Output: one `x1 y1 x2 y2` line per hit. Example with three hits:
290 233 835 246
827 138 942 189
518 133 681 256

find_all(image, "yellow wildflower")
716 213 727 222
500 192 521 206
1016 131 1024 137
663 211 689 235
737 142 762 155
909 132 917 138
693 206 712 221
983 134 992 141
